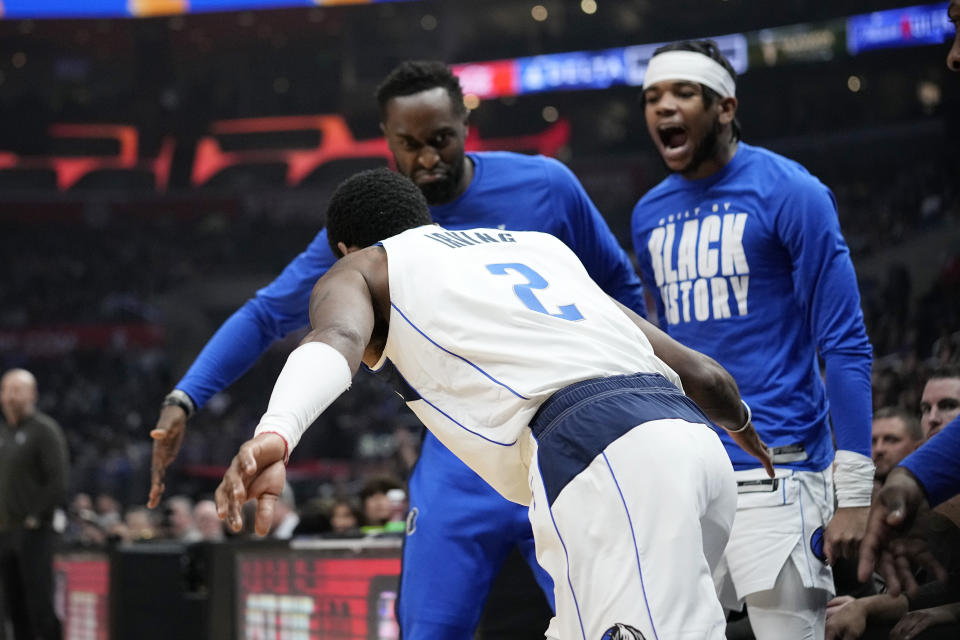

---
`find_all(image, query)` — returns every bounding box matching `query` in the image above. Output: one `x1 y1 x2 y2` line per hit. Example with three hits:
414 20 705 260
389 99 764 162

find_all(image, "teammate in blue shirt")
631 41 874 639
148 60 647 639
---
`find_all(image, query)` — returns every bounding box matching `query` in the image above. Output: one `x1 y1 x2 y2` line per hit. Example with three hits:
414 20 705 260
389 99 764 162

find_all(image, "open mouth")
657 124 688 150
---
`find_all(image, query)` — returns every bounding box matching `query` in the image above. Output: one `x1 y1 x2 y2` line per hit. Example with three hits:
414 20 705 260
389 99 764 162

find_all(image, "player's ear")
717 96 738 126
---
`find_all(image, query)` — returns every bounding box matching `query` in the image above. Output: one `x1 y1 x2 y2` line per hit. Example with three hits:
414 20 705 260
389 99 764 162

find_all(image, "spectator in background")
65 492 95 542
94 493 122 532
360 476 404 530
124 506 159 542
164 495 201 542
193 500 224 542
919 367 960 439
269 482 299 540
329 498 362 535
0 369 69 640
871 407 924 487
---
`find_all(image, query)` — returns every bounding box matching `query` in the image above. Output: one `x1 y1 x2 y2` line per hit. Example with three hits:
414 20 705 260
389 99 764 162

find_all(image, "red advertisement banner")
237 554 401 640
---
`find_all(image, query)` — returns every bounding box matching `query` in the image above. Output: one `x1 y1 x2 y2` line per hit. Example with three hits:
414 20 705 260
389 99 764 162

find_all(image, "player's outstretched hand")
148 404 188 509
215 433 287 536
727 423 775 478
857 467 946 595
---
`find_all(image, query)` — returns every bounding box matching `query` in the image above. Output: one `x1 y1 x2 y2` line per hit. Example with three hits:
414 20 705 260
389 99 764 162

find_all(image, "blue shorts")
397 431 555 639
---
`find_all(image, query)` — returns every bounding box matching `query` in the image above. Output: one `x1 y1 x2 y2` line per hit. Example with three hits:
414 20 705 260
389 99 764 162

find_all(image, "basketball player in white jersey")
215 168 774 640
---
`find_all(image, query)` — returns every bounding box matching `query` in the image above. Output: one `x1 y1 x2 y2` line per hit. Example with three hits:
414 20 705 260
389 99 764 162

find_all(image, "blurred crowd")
63 472 411 548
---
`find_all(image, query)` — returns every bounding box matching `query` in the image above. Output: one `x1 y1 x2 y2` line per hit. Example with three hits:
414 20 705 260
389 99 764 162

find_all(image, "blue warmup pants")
397 431 555 639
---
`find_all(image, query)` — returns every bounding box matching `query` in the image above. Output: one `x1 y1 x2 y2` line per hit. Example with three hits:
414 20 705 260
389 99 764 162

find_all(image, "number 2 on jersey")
486 262 584 321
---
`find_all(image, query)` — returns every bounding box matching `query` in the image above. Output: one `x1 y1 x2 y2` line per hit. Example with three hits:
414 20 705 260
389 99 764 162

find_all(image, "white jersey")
373 225 680 503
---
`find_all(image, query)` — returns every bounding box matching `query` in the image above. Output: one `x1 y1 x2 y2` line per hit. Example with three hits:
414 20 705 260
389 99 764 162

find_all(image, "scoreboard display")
236 540 402 640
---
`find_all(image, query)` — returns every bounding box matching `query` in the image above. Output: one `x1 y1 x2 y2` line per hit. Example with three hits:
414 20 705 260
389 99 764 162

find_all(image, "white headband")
643 50 736 98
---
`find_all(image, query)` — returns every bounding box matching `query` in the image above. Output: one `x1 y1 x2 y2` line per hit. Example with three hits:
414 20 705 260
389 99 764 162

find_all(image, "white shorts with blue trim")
712 467 835 609
529 416 736 640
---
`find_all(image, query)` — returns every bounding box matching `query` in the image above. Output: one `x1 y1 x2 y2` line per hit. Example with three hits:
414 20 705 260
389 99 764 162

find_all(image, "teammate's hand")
824 506 869 565
726 423 775 478
857 467 946 595
890 606 960 640
824 597 867 640
826 595 856 620
148 404 188 509
215 433 287 536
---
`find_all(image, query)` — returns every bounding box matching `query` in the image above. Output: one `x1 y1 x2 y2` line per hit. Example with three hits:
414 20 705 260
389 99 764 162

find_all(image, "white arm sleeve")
833 449 875 508
254 341 353 455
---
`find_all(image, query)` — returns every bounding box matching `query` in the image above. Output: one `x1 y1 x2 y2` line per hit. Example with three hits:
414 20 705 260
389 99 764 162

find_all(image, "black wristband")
162 389 196 419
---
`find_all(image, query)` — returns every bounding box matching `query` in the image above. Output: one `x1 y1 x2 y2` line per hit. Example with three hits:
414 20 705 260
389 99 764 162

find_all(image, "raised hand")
148 404 188 509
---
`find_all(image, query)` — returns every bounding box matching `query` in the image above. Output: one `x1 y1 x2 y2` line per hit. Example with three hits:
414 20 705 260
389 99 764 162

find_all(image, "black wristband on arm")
162 389 196 419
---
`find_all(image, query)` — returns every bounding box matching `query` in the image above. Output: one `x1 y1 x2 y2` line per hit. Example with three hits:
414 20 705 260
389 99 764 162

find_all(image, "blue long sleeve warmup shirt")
631 143 873 472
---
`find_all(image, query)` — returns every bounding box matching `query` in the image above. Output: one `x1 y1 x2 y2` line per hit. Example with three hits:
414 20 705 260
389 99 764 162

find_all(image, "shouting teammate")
215 167 775 640
149 60 649 638
631 41 874 639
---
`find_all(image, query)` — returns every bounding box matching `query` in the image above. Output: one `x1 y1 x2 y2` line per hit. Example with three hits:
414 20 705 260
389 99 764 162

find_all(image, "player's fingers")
857 504 890 581
827 595 855 608
214 480 230 521
147 447 168 509
147 479 164 509
225 486 245 532
254 493 278 537
898 558 921 596
823 536 836 566
216 461 248 531
881 489 908 527
857 537 878 583
878 549 901 597
759 444 775 478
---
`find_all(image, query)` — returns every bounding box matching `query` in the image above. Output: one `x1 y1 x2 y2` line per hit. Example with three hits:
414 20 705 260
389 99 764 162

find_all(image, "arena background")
0 1 958 638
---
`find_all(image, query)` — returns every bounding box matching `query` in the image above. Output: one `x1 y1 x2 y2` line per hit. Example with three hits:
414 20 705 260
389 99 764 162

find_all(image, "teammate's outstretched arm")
148 230 336 508
216 249 386 534
613 299 774 477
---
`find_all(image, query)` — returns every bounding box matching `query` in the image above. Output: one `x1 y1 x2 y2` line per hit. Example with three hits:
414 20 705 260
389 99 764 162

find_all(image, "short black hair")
874 406 924 441
928 365 960 383
650 40 742 142
376 60 467 119
326 168 433 257
359 476 403 503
